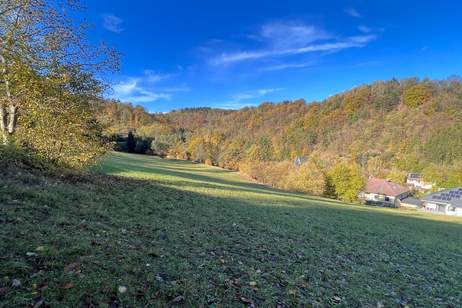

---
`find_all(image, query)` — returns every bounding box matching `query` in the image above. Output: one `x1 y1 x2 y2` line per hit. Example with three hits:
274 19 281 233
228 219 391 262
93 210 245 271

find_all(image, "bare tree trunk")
0 104 7 144
7 104 16 134
0 53 17 145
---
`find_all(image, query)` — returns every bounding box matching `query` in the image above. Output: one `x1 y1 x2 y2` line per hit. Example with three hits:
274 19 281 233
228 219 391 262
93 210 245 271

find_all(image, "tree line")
97 77 462 201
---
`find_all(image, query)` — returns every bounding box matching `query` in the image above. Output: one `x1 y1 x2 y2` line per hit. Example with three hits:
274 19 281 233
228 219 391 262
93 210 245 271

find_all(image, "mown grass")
1 152 462 307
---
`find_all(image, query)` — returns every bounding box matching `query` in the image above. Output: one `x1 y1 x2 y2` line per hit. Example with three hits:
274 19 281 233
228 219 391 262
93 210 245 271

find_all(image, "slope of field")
1 152 462 307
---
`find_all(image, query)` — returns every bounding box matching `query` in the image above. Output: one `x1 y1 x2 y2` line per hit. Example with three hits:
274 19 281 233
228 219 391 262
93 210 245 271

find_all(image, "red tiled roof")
365 178 409 196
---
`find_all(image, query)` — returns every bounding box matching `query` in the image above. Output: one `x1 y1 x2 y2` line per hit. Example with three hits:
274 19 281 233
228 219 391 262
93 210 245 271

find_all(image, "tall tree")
0 0 118 144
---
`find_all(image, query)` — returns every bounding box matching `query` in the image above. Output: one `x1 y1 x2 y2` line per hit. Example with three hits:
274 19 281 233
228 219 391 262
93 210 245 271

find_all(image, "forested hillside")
97 77 462 201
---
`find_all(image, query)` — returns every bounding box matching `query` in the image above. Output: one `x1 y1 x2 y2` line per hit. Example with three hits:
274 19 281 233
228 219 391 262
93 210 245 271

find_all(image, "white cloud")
112 79 137 95
232 88 284 100
260 21 331 49
109 69 187 104
206 20 376 67
111 79 171 103
212 101 257 109
102 13 124 33
210 34 375 65
163 87 191 93
358 25 372 33
345 8 361 18
261 61 315 71
144 70 172 83
212 87 284 109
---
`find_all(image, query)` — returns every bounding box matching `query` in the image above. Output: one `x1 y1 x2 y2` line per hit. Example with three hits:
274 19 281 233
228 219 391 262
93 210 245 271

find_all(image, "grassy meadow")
1 152 462 307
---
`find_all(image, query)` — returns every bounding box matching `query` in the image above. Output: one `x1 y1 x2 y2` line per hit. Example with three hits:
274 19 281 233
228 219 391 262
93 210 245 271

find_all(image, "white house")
360 178 410 207
420 188 462 216
406 173 433 191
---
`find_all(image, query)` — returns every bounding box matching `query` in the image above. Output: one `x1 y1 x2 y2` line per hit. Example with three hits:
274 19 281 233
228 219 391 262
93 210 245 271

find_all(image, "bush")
0 144 55 171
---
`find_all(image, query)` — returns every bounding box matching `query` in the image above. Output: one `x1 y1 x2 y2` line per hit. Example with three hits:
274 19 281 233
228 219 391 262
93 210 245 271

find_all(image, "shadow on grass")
2 166 462 307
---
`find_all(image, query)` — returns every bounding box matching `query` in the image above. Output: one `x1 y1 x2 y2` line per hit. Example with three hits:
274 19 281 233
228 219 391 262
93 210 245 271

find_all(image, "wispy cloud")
233 88 284 100
211 87 284 109
212 102 258 110
110 70 185 104
206 20 375 67
163 87 191 93
345 8 361 18
144 70 172 83
259 21 331 49
261 61 315 71
210 34 376 65
102 13 124 33
112 79 171 103
358 25 372 33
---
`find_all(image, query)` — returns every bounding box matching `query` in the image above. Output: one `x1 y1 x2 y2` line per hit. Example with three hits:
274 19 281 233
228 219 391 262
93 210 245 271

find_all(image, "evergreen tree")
127 132 136 153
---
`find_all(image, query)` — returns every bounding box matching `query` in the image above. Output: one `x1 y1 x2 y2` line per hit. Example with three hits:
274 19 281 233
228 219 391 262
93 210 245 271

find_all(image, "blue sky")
83 0 462 112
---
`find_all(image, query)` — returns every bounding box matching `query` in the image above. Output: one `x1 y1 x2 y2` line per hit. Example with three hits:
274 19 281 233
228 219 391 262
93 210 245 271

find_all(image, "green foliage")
0 1 117 169
327 161 365 202
422 164 462 189
387 169 408 185
424 125 462 164
13 74 109 169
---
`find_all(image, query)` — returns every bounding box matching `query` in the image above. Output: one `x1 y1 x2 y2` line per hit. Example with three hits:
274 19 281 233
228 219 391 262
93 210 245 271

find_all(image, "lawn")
1 152 461 307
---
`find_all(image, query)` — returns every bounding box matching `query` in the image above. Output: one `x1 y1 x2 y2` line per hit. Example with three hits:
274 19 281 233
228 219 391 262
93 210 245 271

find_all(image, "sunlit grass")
1 152 461 307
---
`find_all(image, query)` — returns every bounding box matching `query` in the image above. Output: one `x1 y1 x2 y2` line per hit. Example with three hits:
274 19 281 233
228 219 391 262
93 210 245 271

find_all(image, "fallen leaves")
64 262 81 275
332 295 342 304
237 295 254 307
118 286 127 294
11 279 21 287
172 295 185 303
58 282 74 289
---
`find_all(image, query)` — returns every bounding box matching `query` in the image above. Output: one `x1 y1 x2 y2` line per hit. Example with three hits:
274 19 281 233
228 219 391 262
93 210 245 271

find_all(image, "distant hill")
96 77 462 197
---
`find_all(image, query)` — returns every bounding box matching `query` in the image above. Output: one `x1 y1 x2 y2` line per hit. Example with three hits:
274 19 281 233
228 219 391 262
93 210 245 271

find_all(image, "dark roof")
400 197 422 206
365 178 409 197
421 188 462 208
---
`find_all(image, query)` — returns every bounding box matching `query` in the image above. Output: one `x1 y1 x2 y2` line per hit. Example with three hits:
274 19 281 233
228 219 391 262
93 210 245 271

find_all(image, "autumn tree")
285 158 327 196
402 84 433 108
327 161 365 202
0 0 118 167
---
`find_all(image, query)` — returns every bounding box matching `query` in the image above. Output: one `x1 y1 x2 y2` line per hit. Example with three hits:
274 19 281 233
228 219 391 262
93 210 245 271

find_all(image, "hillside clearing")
1 152 461 306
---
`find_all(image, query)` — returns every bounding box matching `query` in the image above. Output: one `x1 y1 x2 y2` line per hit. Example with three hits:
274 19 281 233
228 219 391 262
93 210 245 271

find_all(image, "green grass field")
1 152 462 307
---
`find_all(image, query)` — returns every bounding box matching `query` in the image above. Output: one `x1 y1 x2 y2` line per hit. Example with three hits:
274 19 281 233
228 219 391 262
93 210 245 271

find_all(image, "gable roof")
421 188 462 208
365 178 409 197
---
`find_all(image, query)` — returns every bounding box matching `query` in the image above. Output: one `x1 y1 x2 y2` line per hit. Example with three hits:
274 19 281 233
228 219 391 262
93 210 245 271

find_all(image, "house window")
385 196 390 202
448 206 456 212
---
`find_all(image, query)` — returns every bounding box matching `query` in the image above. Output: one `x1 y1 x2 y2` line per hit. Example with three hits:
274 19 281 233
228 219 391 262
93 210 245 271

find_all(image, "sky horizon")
82 0 462 112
